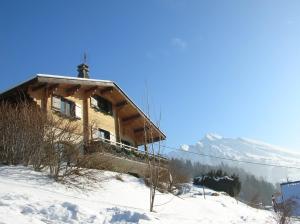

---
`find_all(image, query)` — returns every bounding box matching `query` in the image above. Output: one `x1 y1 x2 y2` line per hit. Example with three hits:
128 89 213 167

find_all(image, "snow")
239 138 300 155
0 165 289 224
169 133 300 183
37 74 113 83
205 133 223 141
180 144 189 151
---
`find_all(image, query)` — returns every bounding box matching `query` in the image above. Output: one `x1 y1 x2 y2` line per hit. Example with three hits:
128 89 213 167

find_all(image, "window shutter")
92 129 100 139
52 96 61 110
65 102 71 116
75 103 82 119
90 97 98 108
110 133 116 144
100 131 106 139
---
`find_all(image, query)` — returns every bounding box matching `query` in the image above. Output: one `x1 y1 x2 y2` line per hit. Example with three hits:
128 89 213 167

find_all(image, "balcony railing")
90 136 168 163
93 136 139 151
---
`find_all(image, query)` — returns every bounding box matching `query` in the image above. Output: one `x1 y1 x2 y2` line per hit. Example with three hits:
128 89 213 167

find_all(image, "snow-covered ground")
0 165 294 224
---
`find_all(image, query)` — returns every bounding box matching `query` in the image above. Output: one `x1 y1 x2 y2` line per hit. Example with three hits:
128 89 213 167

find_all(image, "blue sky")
1 0 300 151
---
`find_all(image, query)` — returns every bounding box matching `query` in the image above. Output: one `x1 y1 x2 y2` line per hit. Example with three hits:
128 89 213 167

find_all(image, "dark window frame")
98 128 110 141
92 95 113 116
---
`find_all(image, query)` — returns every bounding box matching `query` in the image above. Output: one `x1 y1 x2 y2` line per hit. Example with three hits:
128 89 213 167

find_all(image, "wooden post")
41 87 48 113
118 117 121 143
114 108 120 142
82 96 89 153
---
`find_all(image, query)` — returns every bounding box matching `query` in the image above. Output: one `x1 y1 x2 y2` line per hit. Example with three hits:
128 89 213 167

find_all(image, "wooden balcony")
87 136 168 165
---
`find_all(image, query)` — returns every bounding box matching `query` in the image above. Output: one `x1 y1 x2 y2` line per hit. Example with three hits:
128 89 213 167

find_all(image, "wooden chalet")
0 64 166 154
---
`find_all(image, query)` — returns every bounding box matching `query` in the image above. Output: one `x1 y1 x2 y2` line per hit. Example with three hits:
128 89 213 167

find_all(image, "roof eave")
112 82 166 140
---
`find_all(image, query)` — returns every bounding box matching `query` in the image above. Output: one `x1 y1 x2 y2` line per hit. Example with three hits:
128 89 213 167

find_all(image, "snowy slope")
0 165 282 224
169 133 300 183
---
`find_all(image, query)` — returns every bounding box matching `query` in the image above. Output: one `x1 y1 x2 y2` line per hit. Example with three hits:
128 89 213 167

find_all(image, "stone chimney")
77 63 89 79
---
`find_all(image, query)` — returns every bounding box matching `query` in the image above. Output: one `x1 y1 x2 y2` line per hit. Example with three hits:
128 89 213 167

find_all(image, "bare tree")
144 129 163 212
142 88 165 212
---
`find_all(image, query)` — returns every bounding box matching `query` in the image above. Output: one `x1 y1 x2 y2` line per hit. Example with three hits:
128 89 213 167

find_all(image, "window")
52 96 82 119
61 98 73 117
91 95 113 116
96 129 110 141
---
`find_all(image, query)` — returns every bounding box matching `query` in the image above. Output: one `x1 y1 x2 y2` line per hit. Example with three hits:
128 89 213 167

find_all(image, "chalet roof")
0 74 166 141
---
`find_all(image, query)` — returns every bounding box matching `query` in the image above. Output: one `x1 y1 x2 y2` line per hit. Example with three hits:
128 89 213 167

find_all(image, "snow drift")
0 165 283 224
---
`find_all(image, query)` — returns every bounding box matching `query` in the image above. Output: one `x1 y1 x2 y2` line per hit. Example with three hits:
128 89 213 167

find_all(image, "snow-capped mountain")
169 133 300 183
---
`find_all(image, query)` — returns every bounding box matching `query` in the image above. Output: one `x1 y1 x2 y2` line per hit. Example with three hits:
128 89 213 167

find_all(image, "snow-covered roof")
37 74 113 83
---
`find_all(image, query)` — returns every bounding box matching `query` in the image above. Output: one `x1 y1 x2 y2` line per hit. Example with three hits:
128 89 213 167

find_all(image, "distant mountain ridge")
169 133 300 183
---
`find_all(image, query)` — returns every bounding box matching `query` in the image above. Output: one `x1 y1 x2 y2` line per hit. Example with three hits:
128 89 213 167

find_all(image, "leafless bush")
144 166 171 193
81 152 114 171
168 160 191 191
274 199 296 224
0 102 95 182
0 102 45 166
115 174 124 182
249 192 261 208
41 114 81 180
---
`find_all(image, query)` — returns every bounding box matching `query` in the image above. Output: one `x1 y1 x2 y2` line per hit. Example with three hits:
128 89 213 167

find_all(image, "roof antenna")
83 52 87 64
77 52 89 79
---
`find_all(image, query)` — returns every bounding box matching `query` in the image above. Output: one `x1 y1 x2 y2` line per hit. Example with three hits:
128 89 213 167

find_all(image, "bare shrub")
168 159 191 191
115 174 124 182
0 102 94 182
0 102 45 166
249 192 261 208
82 152 114 171
143 166 170 192
274 199 296 224
41 115 81 180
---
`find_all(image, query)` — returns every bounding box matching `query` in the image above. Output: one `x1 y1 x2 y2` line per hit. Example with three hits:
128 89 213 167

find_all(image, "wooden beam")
31 83 47 91
65 85 81 95
85 86 98 94
116 100 128 109
152 136 162 142
135 133 162 144
47 84 59 92
114 109 121 142
82 96 89 151
134 126 149 133
41 88 48 113
100 87 113 95
122 114 141 123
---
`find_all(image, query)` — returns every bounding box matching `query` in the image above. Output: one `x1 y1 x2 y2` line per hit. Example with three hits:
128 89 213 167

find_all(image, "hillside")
0 165 282 224
169 133 300 183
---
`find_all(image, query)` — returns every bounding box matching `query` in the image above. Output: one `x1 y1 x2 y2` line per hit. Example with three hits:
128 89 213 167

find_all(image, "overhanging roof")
0 74 166 142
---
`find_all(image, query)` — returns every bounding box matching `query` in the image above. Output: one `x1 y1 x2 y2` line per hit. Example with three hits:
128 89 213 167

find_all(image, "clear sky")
1 0 300 151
